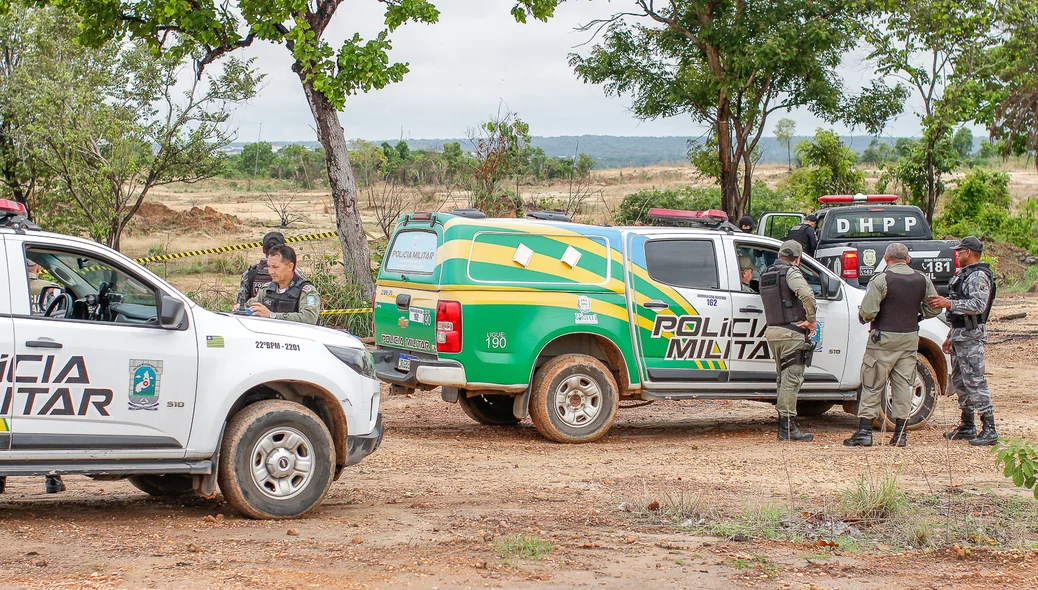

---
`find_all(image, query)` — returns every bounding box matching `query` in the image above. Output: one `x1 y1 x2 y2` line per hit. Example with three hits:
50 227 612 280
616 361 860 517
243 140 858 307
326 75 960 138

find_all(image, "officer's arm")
920 276 942 319
278 291 321 325
807 229 818 253
245 293 261 308
949 273 991 316
858 273 886 323
786 268 816 323
236 267 254 307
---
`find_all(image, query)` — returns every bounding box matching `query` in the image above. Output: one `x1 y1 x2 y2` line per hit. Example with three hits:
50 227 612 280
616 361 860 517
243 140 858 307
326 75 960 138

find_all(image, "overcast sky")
223 0 958 143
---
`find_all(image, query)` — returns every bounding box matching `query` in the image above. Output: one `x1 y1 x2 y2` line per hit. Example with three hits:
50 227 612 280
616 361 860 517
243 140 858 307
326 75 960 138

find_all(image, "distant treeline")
226 135 984 169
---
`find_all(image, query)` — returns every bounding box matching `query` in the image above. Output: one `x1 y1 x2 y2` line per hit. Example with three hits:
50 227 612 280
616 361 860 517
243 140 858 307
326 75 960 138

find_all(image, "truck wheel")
796 401 835 417
458 392 521 426
529 354 618 444
127 474 194 497
217 400 335 520
875 354 939 431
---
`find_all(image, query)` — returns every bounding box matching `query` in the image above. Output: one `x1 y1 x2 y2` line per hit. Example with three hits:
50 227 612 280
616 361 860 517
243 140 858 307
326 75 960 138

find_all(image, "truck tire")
529 354 619 444
874 354 939 431
217 400 335 520
458 392 521 426
796 401 835 417
127 474 194 497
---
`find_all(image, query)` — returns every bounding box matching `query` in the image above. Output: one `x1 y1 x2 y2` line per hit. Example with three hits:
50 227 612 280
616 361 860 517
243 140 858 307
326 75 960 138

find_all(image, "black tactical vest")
872 270 926 333
247 260 273 299
261 278 313 313
948 263 996 329
760 260 808 333
786 224 812 250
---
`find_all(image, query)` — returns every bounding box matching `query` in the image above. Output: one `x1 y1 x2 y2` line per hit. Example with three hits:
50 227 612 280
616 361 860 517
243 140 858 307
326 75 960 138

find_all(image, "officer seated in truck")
246 244 321 324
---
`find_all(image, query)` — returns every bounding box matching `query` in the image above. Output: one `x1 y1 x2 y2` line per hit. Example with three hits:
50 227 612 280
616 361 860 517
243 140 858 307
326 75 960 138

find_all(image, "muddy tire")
127 474 194 497
874 354 940 431
529 354 619 443
217 400 335 520
796 401 835 417
458 392 520 426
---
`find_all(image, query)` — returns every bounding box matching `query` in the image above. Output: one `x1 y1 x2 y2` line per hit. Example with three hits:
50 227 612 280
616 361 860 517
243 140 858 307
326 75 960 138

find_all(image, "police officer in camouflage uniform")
246 244 321 325
236 231 286 309
738 256 756 293
760 240 817 441
844 243 941 448
927 236 999 446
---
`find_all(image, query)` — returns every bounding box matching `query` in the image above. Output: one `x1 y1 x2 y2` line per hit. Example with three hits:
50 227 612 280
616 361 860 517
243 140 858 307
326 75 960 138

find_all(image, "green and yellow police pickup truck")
372 210 950 443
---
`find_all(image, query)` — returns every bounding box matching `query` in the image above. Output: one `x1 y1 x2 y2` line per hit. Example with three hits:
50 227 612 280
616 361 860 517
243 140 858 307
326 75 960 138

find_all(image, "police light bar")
818 194 899 204
647 208 729 222
0 199 28 215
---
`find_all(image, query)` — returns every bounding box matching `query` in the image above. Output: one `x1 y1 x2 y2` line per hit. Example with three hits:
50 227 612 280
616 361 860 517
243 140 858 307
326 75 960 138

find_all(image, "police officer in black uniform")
739 215 755 233
236 231 286 309
785 214 818 257
246 245 321 324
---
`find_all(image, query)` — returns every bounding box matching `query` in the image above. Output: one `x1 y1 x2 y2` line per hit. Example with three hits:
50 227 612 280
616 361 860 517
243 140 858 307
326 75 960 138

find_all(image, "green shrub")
614 186 721 225
995 439 1038 500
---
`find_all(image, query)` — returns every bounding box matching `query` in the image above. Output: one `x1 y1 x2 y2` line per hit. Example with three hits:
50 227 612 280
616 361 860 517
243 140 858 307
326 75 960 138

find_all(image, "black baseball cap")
953 236 983 253
262 231 286 251
805 213 819 223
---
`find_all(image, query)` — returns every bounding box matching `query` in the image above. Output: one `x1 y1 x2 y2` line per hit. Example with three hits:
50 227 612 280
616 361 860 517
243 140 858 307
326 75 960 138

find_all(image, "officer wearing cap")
27 258 59 314
759 240 817 441
926 236 999 446
844 243 941 448
739 215 755 233
738 256 756 292
786 214 819 256
236 231 287 309
246 244 321 324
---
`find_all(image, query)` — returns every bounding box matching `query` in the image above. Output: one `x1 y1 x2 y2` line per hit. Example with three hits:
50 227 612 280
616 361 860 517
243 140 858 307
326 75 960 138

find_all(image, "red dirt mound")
130 202 241 234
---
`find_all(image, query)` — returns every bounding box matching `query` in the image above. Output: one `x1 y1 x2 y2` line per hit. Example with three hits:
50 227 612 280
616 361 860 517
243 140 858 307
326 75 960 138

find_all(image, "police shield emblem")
862 249 877 268
128 360 163 411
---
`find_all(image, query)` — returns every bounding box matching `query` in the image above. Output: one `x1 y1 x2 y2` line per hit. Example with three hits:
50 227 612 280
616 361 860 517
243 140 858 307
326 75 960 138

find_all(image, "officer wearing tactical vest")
246 244 321 324
785 214 818 257
236 231 286 309
760 240 817 441
844 243 941 448
926 236 999 446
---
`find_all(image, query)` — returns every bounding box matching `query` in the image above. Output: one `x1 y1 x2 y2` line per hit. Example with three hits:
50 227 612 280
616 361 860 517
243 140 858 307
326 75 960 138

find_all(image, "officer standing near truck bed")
760 240 817 442
926 236 999 446
844 243 941 448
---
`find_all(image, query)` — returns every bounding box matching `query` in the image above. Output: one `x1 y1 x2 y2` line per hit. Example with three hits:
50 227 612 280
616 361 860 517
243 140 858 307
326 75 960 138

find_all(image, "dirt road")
3 295 1038 589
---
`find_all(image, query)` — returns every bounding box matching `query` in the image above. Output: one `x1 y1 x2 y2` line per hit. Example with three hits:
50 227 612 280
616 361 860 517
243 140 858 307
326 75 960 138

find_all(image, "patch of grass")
707 501 788 541
799 552 833 561
1004 265 1038 292
841 470 907 523
732 555 778 579
495 535 553 561
621 489 706 525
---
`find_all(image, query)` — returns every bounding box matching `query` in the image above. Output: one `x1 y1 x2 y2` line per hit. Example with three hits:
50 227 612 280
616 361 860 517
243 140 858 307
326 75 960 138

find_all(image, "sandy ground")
2 294 1038 589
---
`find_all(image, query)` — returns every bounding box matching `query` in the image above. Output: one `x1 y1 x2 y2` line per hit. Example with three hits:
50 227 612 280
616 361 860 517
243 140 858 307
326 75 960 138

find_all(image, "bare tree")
369 180 410 240
264 192 308 228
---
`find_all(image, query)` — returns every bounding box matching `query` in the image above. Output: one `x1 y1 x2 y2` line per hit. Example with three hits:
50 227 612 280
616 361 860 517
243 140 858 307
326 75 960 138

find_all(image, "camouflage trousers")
950 338 994 416
767 329 806 418
858 348 917 421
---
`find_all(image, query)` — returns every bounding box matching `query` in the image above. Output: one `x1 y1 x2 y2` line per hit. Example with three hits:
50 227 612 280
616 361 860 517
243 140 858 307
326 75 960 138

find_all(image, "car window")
822 210 929 240
736 244 823 296
384 230 438 275
645 239 719 290
25 248 159 320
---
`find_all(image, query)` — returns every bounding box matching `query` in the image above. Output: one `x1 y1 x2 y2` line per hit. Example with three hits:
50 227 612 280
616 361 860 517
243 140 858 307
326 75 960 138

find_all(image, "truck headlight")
326 345 376 379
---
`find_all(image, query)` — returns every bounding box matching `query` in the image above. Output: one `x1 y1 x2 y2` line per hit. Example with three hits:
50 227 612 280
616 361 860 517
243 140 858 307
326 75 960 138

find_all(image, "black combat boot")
888 419 908 447
969 413 999 446
778 416 814 442
843 418 873 447
944 409 977 441
45 475 65 494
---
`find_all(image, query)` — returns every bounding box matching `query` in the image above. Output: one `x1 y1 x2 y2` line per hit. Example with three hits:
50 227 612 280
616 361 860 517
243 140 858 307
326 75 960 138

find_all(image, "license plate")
397 354 416 371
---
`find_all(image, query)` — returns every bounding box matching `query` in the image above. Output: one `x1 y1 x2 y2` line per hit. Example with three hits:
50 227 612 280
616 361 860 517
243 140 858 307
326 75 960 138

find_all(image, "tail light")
436 300 462 353
954 253 961 274
842 251 859 279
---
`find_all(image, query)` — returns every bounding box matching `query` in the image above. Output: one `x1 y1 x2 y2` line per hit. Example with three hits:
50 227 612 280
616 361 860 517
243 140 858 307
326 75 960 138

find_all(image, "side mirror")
822 273 842 300
38 285 62 311
158 295 187 329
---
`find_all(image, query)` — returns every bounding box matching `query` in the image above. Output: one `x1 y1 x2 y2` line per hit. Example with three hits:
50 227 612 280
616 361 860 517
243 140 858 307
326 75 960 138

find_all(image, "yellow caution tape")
320 308 372 315
135 231 339 264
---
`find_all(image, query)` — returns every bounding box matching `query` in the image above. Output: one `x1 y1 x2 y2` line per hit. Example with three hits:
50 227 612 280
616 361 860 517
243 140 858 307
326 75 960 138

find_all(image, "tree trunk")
299 77 375 301
786 143 792 172
739 151 754 218
715 117 741 220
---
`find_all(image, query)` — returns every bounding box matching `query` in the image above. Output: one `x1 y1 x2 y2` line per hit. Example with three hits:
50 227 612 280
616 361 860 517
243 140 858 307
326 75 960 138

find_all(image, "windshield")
822 210 929 240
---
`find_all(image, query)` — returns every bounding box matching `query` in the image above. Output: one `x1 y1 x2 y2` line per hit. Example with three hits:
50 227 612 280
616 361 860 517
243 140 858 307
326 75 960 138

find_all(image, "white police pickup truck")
0 201 382 519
